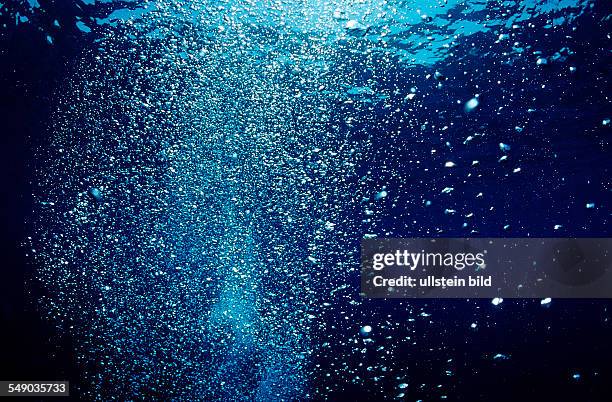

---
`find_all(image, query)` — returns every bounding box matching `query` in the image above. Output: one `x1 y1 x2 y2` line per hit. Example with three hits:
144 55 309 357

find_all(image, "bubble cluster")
28 2 365 398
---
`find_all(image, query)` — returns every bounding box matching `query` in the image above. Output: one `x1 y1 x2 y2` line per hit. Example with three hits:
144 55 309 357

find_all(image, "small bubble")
464 97 479 112
492 297 503 306
493 353 509 360
434 71 446 81
360 325 372 336
88 187 103 202
375 190 388 200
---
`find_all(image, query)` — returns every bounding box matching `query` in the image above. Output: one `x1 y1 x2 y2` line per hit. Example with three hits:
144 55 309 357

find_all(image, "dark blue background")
1 1 611 400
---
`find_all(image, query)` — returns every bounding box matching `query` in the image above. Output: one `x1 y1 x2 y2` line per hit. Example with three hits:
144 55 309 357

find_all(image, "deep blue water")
1 0 611 400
